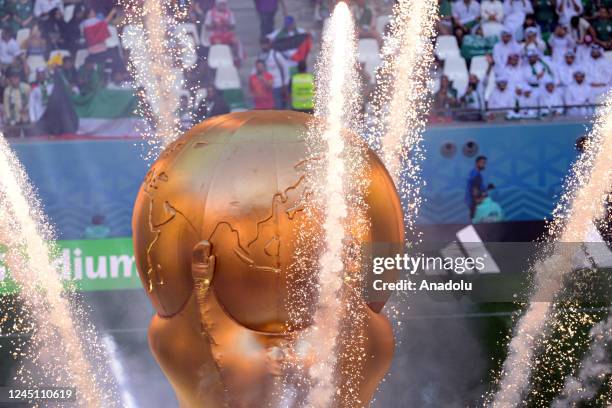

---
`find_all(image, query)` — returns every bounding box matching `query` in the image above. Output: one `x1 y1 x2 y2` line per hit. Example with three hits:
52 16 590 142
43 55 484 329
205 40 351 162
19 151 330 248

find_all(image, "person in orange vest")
290 60 314 113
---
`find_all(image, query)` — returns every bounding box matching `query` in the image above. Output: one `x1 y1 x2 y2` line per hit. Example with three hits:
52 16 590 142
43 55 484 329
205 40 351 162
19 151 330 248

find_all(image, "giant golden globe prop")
132 111 403 407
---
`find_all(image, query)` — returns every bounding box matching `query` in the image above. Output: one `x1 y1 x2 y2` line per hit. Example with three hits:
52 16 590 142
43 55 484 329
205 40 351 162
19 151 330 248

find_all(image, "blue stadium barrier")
11 121 587 239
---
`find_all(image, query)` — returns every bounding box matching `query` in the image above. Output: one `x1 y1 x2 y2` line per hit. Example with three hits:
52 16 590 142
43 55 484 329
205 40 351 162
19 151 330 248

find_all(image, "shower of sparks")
552 307 612 407
103 335 139 408
0 135 117 407
370 0 438 235
298 3 368 407
491 95 612 407
122 0 198 160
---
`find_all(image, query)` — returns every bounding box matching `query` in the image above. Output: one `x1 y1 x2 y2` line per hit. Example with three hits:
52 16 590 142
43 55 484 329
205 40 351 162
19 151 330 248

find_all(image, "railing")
1 124 34 138
429 103 603 123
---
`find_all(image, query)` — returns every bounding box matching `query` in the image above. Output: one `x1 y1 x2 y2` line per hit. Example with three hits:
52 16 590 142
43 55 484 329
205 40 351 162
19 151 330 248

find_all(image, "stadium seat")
443 56 469 94
106 25 120 49
605 51 612 62
376 15 391 34
482 22 504 39
26 55 46 72
470 55 490 80
75 49 89 69
214 65 241 90
16 28 30 47
435 35 460 60
64 4 75 23
208 44 234 69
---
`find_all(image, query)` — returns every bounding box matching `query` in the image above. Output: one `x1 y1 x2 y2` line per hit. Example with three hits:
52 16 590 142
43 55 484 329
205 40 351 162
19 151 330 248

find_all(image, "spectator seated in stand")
522 48 553 88
3 67 30 126
492 28 521 68
564 69 593 117
481 0 504 27
487 75 515 119
28 66 53 123
205 0 243 66
555 0 583 27
592 6 612 50
432 75 459 122
496 52 523 89
22 24 47 58
554 49 582 88
569 14 595 46
515 81 539 118
10 0 34 33
576 33 595 63
0 28 23 69
452 0 481 36
538 76 564 116
583 44 612 98
458 73 487 121
521 13 543 39
521 26 546 54
34 0 63 19
503 0 533 40
195 85 229 121
548 23 576 63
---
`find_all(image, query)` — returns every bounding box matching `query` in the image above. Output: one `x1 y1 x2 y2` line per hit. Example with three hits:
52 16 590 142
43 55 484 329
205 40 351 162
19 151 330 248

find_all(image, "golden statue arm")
191 240 215 334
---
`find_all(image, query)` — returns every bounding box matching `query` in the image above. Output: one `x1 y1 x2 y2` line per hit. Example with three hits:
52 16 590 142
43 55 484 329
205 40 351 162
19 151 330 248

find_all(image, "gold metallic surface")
132 111 404 407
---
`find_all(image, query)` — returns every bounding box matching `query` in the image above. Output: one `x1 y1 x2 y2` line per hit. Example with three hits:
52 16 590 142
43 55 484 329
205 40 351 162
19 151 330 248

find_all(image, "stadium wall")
12 121 586 240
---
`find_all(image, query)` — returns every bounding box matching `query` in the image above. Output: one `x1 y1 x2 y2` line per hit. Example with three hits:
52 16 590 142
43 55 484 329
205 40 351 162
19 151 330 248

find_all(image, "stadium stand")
1 0 612 137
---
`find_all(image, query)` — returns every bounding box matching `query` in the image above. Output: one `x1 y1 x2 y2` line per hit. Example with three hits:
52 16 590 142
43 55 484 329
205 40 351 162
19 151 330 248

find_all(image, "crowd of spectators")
2 0 608 135
0 0 321 136
432 0 612 121
0 1 133 134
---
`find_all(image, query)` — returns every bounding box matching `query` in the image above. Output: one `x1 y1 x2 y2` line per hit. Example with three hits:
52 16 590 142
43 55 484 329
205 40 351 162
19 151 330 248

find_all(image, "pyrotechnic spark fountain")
302 3 364 407
0 135 115 407
552 307 612 407
103 335 138 408
491 96 612 407
122 0 191 158
371 0 438 233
